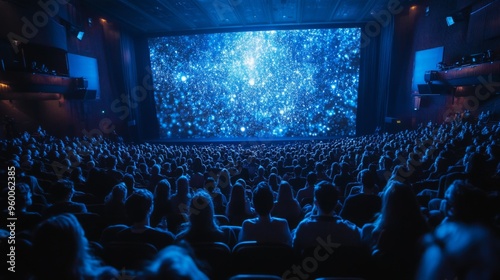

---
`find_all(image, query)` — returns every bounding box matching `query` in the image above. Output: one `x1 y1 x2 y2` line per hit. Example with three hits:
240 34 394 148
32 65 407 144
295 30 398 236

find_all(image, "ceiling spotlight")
77 31 84 40
446 16 455 26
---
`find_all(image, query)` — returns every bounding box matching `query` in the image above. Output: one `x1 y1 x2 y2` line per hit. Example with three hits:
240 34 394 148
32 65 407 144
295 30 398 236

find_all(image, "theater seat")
300 245 371 279
215 214 230 225
103 242 158 270
190 242 232 279
232 241 296 276
74 212 107 242
229 274 282 280
315 278 365 280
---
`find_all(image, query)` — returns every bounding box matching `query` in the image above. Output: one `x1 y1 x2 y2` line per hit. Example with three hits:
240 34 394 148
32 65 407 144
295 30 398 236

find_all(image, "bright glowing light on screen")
148 28 360 139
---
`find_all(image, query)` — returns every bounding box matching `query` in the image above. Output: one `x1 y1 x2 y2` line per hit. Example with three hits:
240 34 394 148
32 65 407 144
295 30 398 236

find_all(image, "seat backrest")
229 274 283 280
167 213 189 234
220 225 241 248
74 212 107 242
86 203 106 217
299 245 371 279
191 242 232 279
232 241 296 276
103 242 158 270
215 214 230 225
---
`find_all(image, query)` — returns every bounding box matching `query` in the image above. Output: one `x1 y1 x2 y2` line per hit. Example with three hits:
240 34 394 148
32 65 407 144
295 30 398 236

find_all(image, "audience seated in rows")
0 118 499 279
1 182 42 234
417 180 500 279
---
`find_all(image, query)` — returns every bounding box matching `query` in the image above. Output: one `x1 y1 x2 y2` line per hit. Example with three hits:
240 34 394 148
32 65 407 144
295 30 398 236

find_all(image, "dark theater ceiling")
80 0 418 35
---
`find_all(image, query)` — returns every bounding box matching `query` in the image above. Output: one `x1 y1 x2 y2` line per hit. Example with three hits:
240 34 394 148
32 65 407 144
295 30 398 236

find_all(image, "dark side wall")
389 0 500 127
0 0 131 139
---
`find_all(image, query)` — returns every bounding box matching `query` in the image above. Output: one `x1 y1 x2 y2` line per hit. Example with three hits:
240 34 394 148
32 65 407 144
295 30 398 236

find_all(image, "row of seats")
94 240 370 279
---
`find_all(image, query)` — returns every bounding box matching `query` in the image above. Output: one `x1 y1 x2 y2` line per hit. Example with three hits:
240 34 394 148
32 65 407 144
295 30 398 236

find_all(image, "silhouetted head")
125 189 154 223
253 184 274 216
314 181 339 215
32 214 103 279
143 245 209 280
155 179 171 201
444 180 490 225
51 179 75 202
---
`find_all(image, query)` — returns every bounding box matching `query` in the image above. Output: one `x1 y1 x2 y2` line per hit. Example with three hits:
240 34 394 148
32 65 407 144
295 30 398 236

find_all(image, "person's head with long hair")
104 183 127 204
154 179 171 206
32 213 115 280
217 168 232 196
268 173 280 192
277 181 295 202
374 181 427 234
175 176 190 198
186 189 220 233
226 182 247 217
217 168 232 188
142 244 209 280
444 180 491 225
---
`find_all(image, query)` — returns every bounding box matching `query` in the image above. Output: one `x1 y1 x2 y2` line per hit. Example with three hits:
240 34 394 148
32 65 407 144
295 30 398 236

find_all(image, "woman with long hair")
272 181 302 230
31 213 117 280
167 175 192 234
103 183 128 225
176 189 234 246
225 182 255 226
150 179 173 227
362 181 429 279
217 168 232 199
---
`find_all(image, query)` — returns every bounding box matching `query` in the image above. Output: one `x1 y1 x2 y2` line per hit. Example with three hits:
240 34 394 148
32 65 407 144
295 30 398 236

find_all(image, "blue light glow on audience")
148 28 360 139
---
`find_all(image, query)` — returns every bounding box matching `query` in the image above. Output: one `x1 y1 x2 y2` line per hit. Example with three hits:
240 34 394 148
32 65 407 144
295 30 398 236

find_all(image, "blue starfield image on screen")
149 28 360 139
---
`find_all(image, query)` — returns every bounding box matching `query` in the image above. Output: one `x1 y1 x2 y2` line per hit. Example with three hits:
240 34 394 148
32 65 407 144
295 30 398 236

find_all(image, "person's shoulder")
22 211 43 221
347 192 371 201
343 193 360 202
361 222 376 237
338 217 360 229
242 217 259 226
93 266 119 280
366 193 382 202
144 227 175 245
296 188 306 195
175 229 187 241
104 224 128 232
271 216 288 224
154 227 176 239
295 216 315 228
74 201 87 207
272 217 290 228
